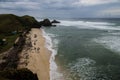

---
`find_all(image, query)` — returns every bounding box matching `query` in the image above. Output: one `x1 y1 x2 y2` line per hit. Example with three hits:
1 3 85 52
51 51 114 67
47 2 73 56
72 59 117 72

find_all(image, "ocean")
42 18 120 80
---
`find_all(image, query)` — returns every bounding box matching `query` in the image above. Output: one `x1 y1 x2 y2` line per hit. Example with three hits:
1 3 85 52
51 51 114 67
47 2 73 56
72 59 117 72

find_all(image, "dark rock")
39 19 52 26
52 25 57 27
51 20 60 23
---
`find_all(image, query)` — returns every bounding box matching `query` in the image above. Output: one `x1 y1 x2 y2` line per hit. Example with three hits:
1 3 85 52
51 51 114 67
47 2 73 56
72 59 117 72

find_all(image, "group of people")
32 34 40 53
34 47 40 53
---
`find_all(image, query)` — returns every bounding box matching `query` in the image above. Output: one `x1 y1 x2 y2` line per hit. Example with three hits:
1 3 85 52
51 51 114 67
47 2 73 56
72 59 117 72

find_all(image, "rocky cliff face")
39 19 60 27
39 18 52 26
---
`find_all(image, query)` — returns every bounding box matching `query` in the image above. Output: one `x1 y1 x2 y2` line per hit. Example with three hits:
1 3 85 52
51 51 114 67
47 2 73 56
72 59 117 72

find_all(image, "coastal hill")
0 14 60 53
0 14 60 80
0 14 40 34
0 14 41 54
0 14 41 80
0 14 23 33
20 15 40 28
0 14 60 34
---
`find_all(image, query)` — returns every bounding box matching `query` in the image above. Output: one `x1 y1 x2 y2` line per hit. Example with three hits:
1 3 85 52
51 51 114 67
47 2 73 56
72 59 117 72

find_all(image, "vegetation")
0 34 19 53
0 14 22 34
0 14 41 53
20 15 40 28
0 68 38 80
0 14 40 34
0 14 39 80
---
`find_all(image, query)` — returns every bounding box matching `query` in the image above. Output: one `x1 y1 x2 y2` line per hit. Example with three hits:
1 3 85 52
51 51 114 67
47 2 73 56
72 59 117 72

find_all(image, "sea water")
42 18 120 80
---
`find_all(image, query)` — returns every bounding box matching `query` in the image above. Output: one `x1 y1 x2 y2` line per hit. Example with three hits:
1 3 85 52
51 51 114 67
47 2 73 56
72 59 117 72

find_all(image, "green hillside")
20 15 39 27
0 14 39 80
0 14 40 53
0 14 23 33
0 14 40 34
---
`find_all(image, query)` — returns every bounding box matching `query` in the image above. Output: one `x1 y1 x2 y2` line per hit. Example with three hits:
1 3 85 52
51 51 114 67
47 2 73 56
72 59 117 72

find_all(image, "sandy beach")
18 28 50 80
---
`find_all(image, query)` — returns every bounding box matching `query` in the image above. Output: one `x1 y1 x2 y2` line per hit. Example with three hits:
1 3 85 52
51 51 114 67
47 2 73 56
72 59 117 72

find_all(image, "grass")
0 14 41 53
0 14 40 34
0 14 40 80
0 34 19 53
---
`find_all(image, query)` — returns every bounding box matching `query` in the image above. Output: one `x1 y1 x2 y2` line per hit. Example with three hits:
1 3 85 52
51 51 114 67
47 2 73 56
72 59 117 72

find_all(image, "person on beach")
37 47 40 53
34 42 36 45
34 34 37 38
34 47 36 51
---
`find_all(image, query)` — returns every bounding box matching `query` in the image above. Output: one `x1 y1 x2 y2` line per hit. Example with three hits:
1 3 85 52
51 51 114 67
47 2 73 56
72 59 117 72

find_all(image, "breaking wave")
59 20 120 31
41 28 63 80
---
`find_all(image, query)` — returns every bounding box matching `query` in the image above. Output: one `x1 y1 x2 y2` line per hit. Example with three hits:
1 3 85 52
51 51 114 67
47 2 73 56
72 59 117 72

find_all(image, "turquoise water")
43 19 120 80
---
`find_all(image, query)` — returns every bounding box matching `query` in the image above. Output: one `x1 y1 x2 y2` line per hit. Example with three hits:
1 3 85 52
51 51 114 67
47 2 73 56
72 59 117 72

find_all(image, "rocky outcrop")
51 20 60 23
39 19 60 27
39 19 52 26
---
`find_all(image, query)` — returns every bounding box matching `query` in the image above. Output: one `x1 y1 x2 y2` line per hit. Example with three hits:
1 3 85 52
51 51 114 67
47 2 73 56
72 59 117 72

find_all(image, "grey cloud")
0 2 41 10
73 0 120 6
0 0 120 18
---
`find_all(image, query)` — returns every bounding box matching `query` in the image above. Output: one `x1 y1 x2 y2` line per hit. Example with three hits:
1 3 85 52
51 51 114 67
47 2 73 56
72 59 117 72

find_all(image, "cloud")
0 0 30 2
0 0 75 10
0 0 120 18
0 2 40 10
73 0 119 6
97 7 120 17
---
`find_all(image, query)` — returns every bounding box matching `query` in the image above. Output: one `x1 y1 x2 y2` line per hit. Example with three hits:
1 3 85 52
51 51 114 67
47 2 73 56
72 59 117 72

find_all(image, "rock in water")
39 19 52 26
51 20 60 23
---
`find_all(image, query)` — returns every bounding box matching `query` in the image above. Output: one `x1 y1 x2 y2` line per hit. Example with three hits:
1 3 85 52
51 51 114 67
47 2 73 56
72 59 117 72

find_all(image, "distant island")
0 14 60 80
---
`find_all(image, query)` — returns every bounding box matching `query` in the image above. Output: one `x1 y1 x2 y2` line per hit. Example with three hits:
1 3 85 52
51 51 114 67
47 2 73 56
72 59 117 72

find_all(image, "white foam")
94 36 120 54
108 32 120 36
41 28 63 80
59 20 120 31
59 20 85 26
67 58 109 80
67 58 97 80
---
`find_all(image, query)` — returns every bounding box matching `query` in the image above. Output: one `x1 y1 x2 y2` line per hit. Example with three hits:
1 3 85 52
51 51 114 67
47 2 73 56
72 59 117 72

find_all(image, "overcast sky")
0 0 120 19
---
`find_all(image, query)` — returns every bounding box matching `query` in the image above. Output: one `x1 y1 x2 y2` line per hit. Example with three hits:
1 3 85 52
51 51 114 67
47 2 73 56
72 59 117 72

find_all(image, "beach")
18 28 50 80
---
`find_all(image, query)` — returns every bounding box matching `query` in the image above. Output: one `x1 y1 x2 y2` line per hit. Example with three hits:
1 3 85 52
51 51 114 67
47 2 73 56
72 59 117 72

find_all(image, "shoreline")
18 28 50 80
42 29 64 80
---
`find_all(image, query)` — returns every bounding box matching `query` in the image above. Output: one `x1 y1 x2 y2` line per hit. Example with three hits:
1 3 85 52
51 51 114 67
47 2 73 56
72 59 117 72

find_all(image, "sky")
0 0 120 19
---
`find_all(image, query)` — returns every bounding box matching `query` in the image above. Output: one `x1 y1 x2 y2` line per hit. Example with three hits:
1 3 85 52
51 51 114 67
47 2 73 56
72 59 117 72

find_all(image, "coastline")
42 28 64 80
18 28 50 80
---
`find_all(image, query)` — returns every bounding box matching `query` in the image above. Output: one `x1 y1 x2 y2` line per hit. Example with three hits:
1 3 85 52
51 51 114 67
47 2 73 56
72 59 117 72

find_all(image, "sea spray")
41 28 63 80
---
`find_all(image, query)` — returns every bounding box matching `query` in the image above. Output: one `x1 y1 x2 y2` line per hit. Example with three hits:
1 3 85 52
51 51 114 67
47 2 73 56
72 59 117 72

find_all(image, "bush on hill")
0 14 41 34
0 14 23 34
0 68 38 80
